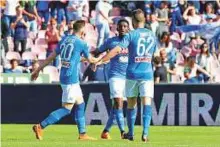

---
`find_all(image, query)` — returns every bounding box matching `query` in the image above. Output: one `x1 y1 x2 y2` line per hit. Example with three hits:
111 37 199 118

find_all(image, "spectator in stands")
2 0 19 37
11 5 29 56
1 12 9 61
169 0 184 34
50 0 68 26
64 20 74 36
66 0 88 23
188 1 200 13
143 0 152 15
95 0 112 48
160 49 176 82
183 5 202 25
177 0 187 14
36 0 50 30
20 0 41 37
155 1 169 38
182 34 205 57
184 56 213 82
58 21 66 37
196 43 213 82
154 56 167 83
82 1 89 21
202 3 217 23
149 13 159 36
4 59 22 73
159 32 174 59
183 67 203 84
45 18 61 67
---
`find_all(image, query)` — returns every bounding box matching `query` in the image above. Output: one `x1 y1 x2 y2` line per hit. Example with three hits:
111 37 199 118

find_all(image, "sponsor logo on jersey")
135 56 151 62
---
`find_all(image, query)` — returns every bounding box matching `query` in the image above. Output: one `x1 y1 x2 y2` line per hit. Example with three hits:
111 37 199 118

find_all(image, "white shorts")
61 83 83 103
125 79 154 98
109 78 127 100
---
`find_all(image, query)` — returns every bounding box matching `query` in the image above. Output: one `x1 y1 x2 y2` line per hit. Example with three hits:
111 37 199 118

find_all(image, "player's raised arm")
98 46 122 64
31 51 57 81
98 32 131 64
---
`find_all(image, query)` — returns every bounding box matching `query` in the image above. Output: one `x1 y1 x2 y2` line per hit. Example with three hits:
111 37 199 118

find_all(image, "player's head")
117 19 130 38
131 9 145 29
73 20 86 39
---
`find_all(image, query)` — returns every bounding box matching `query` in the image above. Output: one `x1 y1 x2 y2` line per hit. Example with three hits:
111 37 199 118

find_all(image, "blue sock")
104 108 115 132
127 107 137 137
114 108 125 133
40 107 71 129
75 102 86 134
142 105 152 136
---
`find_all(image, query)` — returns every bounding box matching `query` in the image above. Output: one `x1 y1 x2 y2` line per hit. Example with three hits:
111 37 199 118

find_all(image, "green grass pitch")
1 125 220 147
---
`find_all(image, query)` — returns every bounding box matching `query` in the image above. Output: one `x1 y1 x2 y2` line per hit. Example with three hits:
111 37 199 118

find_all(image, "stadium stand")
0 0 219 83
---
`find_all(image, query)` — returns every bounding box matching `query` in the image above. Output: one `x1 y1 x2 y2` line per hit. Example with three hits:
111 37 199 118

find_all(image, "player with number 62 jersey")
118 28 158 81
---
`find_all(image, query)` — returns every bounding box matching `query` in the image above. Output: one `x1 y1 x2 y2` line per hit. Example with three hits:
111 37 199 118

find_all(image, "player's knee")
75 97 84 105
127 98 137 109
62 103 74 110
113 98 123 109
141 97 152 105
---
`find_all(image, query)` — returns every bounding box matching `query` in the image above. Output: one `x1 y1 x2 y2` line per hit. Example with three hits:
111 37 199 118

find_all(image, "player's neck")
73 32 81 38
135 24 145 29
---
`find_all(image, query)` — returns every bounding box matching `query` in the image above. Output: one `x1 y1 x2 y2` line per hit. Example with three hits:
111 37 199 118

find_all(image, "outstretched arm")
31 51 57 81
98 46 122 64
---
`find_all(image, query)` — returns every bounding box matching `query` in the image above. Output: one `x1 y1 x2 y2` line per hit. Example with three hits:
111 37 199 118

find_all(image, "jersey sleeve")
81 43 90 59
98 39 109 53
118 33 131 49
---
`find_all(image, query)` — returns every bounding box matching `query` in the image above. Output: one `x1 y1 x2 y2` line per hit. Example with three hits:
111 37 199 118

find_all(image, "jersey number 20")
137 37 154 56
60 43 74 61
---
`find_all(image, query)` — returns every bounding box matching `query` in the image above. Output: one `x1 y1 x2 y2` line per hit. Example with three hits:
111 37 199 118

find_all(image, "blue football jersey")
118 28 158 80
98 36 128 79
55 35 90 84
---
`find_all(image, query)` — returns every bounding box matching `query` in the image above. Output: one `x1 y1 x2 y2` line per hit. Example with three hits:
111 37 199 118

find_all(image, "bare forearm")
34 7 40 18
99 10 109 21
23 10 34 18
37 52 57 71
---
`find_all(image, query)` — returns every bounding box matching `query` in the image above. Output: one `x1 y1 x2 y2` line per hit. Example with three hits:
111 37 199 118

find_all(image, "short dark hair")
73 20 86 33
117 19 129 26
10 59 18 64
154 56 162 65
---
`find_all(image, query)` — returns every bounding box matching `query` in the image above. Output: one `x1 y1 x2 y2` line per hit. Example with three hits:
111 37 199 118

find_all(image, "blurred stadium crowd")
0 0 220 83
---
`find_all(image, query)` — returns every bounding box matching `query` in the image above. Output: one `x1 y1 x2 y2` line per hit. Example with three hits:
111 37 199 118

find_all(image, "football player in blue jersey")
31 20 98 141
93 19 130 140
96 9 158 142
